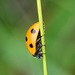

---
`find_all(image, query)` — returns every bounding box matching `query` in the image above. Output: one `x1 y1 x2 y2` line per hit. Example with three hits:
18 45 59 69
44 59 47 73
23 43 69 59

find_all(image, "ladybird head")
33 51 43 59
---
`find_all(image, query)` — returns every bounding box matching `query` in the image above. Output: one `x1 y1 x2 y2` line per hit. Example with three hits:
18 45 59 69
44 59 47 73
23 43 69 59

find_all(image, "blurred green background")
0 0 75 75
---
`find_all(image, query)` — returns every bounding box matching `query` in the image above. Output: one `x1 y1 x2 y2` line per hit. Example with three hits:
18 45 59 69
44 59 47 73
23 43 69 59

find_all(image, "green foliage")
37 0 47 75
0 0 75 75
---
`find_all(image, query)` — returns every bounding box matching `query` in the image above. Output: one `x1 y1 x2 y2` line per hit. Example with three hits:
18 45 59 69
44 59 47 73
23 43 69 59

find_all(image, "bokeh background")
0 0 75 75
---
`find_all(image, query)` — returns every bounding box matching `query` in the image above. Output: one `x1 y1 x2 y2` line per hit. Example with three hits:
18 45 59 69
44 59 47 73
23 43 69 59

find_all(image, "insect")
25 22 45 58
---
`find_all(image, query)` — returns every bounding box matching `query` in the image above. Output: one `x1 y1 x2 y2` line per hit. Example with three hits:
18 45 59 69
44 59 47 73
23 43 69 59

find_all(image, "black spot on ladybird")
29 44 33 48
26 37 27 41
31 29 36 33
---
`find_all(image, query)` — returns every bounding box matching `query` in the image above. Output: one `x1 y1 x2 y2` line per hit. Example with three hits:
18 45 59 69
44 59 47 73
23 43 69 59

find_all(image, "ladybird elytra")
25 22 45 58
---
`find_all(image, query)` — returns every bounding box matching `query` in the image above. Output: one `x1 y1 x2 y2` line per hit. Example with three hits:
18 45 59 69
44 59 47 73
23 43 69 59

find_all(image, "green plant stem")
36 0 48 75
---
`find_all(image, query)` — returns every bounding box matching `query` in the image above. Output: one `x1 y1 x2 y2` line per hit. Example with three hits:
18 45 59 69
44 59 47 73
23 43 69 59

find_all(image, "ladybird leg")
38 49 46 54
36 35 45 44
36 47 46 56
40 44 45 47
36 35 44 43
36 38 41 43
41 44 46 49
37 49 45 54
37 44 46 51
41 52 46 55
37 40 45 48
40 44 46 49
36 45 42 51
40 52 46 54
39 34 45 38
36 34 45 44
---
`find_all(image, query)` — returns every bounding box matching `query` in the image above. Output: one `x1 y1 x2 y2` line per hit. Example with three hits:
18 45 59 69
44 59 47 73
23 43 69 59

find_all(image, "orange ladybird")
25 22 45 58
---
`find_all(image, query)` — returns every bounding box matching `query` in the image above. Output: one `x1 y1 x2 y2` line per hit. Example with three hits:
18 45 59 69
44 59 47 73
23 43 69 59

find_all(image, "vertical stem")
36 0 48 75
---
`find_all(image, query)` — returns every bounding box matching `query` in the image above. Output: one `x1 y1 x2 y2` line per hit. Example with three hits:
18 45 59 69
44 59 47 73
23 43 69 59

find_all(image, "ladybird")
25 22 45 58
